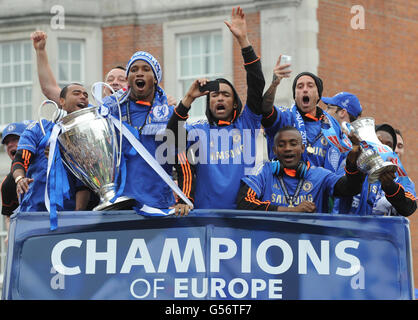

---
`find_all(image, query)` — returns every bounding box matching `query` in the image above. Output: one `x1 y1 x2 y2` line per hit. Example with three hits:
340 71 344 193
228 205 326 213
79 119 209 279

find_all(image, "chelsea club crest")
153 104 170 121
302 181 313 192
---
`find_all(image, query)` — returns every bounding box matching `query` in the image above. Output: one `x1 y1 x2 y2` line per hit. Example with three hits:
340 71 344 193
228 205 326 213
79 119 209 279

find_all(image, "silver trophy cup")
57 106 134 210
343 117 397 183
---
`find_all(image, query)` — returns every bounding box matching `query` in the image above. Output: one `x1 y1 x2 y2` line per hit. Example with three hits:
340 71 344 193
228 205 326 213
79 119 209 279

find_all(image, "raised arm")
166 78 209 150
261 55 292 125
224 6 250 49
225 7 265 115
31 31 61 104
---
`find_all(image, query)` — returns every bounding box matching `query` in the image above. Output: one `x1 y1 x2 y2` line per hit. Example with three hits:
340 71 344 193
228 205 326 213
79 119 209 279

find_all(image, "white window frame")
0 40 33 127
176 31 224 119
57 38 85 87
163 15 233 122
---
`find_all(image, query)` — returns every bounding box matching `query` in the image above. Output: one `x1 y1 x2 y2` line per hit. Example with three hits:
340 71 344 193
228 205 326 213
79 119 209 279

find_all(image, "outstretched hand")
224 6 250 48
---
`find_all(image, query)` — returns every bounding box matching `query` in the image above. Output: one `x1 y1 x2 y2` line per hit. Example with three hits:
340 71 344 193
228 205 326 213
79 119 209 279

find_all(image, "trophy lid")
59 106 99 128
350 117 375 131
349 117 382 146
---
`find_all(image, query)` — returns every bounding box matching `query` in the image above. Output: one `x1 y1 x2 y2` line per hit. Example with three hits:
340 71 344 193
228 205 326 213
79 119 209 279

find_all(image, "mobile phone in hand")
199 80 219 92
281 55 292 66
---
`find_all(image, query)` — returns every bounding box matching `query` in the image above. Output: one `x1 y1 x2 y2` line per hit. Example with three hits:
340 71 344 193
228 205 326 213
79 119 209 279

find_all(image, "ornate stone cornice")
0 0 303 29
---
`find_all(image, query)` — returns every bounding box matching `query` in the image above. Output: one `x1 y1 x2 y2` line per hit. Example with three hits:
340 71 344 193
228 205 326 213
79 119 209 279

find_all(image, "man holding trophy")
318 98 416 216
100 51 191 216
340 122 417 216
11 83 92 213
320 93 416 216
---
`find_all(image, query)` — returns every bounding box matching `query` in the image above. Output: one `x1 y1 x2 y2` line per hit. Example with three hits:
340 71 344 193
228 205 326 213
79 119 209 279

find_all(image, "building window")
177 32 224 119
0 41 32 126
57 39 84 87
164 16 233 122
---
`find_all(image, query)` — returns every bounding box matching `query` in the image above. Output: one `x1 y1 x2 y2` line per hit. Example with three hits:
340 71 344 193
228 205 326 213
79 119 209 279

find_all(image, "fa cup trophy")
342 117 397 183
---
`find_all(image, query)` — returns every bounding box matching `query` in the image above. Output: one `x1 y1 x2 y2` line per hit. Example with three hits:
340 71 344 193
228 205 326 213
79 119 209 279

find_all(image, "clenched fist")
31 31 47 51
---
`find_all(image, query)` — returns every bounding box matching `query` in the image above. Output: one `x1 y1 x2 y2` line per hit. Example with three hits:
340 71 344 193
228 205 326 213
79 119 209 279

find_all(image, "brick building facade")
317 0 418 287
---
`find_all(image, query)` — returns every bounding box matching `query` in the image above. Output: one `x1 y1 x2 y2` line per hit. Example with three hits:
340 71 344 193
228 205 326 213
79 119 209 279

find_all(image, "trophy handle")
342 121 365 151
341 121 353 135
38 100 63 136
91 82 123 168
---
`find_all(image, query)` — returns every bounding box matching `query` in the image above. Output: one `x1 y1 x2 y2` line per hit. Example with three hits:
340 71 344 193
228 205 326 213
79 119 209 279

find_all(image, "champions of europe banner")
2 210 414 300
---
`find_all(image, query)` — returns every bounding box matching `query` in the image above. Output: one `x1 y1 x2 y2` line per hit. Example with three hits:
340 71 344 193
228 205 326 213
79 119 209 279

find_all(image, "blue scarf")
108 114 193 211
321 114 352 153
106 85 170 136
291 105 308 146
44 123 71 230
135 86 170 136
291 104 351 156
368 142 410 186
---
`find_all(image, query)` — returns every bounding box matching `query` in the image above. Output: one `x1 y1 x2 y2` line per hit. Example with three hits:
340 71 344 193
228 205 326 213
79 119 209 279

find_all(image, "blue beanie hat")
125 51 162 84
292 72 323 102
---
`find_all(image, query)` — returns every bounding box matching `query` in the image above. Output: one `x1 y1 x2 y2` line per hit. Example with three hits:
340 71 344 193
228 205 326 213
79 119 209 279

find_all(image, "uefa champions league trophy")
39 83 134 211
342 117 397 183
